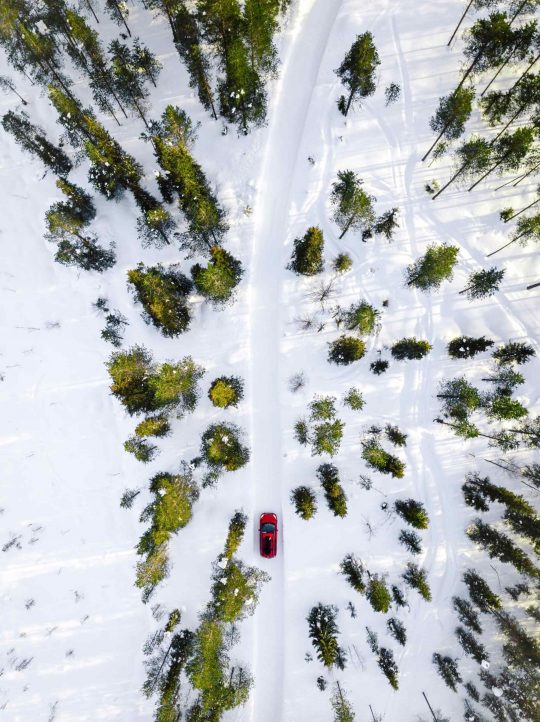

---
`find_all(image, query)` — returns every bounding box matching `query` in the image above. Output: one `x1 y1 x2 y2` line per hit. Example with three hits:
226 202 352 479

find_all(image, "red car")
259 513 278 558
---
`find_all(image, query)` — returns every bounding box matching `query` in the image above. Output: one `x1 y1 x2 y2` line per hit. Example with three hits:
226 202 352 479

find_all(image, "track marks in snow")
247 2 343 720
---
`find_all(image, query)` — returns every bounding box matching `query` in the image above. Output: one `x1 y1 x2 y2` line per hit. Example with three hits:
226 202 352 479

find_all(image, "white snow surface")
1 1 539 721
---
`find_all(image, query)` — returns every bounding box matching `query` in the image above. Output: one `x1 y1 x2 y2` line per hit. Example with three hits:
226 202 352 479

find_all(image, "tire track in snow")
246 2 343 720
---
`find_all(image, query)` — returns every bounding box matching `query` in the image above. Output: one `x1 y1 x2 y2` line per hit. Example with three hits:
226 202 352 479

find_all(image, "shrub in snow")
328 336 366 365
406 243 459 291
394 498 429 529
311 419 345 456
294 419 309 445
224 511 248 559
361 436 405 478
343 387 365 410
447 335 494 359
335 32 380 116
307 603 344 668
201 423 250 473
310 396 337 420
339 554 366 594
398 529 422 555
127 263 193 337
191 246 244 305
493 341 535 366
387 617 407 646
289 371 306 392
343 300 380 335
287 226 324 275
208 376 244 408
378 647 399 690
317 463 348 517
135 414 171 438
333 253 352 273
391 337 432 360
317 676 327 691
432 653 462 692
291 486 317 520
385 82 401 105
366 576 391 613
124 435 158 463
402 562 431 601
385 424 407 447
370 359 389 374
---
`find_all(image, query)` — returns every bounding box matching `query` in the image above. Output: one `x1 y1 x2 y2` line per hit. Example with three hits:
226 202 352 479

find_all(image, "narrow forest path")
247 1 343 720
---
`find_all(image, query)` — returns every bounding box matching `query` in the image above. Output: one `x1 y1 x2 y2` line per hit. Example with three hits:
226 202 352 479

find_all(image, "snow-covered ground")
1 1 539 721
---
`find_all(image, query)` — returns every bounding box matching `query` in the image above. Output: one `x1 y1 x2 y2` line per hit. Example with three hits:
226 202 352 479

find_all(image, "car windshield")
261 523 275 533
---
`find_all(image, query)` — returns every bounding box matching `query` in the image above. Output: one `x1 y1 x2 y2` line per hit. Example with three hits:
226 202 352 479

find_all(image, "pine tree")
211 559 266 622
330 170 375 238
391 338 432 360
455 626 488 663
343 300 380 335
105 0 132 36
459 267 505 298
398 529 422 555
307 603 342 668
328 336 366 365
133 187 175 248
127 263 193 337
432 136 493 199
201 423 250 474
469 125 535 191
452 596 482 634
291 486 317 520
331 683 355 722
481 366 524 394
406 243 459 290
377 648 399 690
432 653 462 692
385 424 407 447
373 207 399 239
394 499 429 529
387 617 407 646
339 554 366 593
223 510 247 558
109 39 154 126
287 226 324 275
423 87 475 161
488 212 540 256
317 463 348 517
208 376 244 408
135 414 171 438
361 436 405 478
243 0 280 75
402 562 431 601
2 110 72 176
335 32 380 116
493 341 535 365
191 246 244 305
343 387 364 410
367 576 392 613
467 519 539 578
482 392 528 421
447 335 494 358
0 74 27 104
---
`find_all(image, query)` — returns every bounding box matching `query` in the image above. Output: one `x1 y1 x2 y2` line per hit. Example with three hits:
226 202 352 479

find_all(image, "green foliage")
317 463 347 517
343 387 365 410
402 562 431 601
387 617 407 646
331 684 355 722
333 253 352 273
406 243 459 291
391 337 432 360
374 208 399 240
493 341 534 366
128 263 192 337
483 392 528 421
291 486 317 520
191 246 243 305
208 376 244 408
135 415 171 438
429 87 475 143
394 499 429 529
287 226 324 275
124 435 158 463
452 596 482 635
135 543 170 602
437 377 482 422
447 336 494 359
211 559 266 622
467 519 539 579
311 419 344 456
398 529 422 555
343 300 380 335
310 396 337 420
201 423 250 473
339 554 366 594
460 267 504 300
432 653 461 692
462 569 501 613
141 468 199 549
294 419 309 445
385 424 407 447
331 170 375 238
335 32 380 116
377 648 399 690
361 436 405 478
370 359 389 375
367 576 391 613
107 346 203 416
224 511 247 559
307 603 342 668
328 336 366 365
